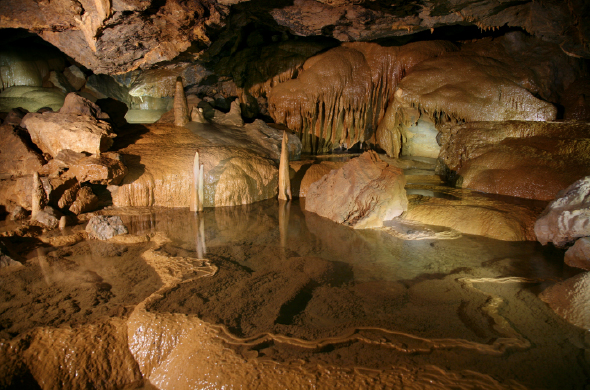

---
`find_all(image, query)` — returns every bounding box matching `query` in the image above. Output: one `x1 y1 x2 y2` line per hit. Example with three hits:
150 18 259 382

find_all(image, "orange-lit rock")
290 160 346 198
305 151 407 229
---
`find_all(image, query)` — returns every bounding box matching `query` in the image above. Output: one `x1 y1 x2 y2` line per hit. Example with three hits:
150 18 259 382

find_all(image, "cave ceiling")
0 0 588 76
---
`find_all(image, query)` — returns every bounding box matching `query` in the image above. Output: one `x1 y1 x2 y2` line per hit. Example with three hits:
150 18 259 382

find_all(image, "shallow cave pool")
1 199 589 389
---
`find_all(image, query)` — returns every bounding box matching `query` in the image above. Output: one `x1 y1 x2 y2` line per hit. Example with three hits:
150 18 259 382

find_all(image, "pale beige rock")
69 155 128 185
59 92 107 119
21 112 115 157
305 151 407 229
278 131 291 200
564 237 590 271
57 182 81 209
110 124 278 208
535 176 590 247
47 71 76 94
540 273 590 331
32 206 62 229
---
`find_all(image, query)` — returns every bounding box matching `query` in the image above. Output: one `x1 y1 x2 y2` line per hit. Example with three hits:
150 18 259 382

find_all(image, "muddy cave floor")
1 186 589 388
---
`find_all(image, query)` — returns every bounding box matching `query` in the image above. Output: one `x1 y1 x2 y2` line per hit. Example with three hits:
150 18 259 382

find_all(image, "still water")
114 198 589 389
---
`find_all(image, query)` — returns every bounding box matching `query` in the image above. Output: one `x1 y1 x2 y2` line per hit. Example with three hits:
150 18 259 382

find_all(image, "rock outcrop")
540 272 590 331
21 111 115 157
564 237 590 271
290 160 346 198
437 121 590 201
86 215 128 240
534 176 590 247
69 154 128 185
0 124 45 177
305 151 407 229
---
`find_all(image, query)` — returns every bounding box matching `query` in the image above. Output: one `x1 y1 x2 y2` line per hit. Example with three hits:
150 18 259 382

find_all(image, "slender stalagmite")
31 172 44 218
174 76 190 127
278 131 292 200
190 151 200 212
198 164 204 212
59 216 67 229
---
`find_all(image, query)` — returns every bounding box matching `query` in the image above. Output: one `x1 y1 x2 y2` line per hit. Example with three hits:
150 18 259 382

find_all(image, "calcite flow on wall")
268 40 456 153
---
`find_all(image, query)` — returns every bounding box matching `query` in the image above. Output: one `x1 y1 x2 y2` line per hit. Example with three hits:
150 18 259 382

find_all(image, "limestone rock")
86 215 129 240
63 65 86 91
21 111 115 157
211 99 244 127
57 182 81 209
59 93 109 120
535 177 590 247
32 206 62 229
9 206 28 221
564 237 590 271
96 98 129 128
305 151 407 229
69 155 128 185
0 124 45 177
69 186 99 215
540 273 590 331
242 120 302 161
110 124 278 208
437 121 590 201
290 160 346 198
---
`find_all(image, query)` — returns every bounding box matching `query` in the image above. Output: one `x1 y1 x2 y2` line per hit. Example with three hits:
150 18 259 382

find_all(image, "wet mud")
1 199 589 389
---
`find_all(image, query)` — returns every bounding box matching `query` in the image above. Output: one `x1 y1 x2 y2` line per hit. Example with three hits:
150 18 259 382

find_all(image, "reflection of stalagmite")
174 77 190 127
278 131 292 201
31 172 45 218
191 151 205 212
193 213 207 259
279 199 290 249
198 164 204 212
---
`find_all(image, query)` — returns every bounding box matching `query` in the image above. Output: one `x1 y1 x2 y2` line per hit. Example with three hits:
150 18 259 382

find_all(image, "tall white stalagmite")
190 151 200 212
278 131 292 200
174 76 190 127
198 164 204 212
31 172 44 218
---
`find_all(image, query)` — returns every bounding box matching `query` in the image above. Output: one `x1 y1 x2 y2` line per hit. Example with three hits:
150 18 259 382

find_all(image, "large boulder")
290 160 346 198
59 92 109 120
69 186 99 215
109 124 279 208
21 111 115 157
437 121 590 201
534 176 590 247
305 151 407 229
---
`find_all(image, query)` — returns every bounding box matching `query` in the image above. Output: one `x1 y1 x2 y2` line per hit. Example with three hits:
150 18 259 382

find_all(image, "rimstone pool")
1 196 588 389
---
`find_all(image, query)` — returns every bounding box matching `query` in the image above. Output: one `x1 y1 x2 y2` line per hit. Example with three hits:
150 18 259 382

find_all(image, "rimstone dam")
0 0 589 388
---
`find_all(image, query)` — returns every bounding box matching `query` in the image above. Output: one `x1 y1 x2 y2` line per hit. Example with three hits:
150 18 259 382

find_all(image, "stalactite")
174 76 190 127
278 131 292 201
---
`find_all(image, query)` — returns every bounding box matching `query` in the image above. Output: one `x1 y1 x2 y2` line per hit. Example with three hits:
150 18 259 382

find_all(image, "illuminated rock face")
305 151 407 229
269 41 456 153
437 122 590 201
535 176 590 247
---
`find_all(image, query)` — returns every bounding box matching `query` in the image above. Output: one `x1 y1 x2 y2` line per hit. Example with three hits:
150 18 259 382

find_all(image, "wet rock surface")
305 151 407 229
86 215 128 240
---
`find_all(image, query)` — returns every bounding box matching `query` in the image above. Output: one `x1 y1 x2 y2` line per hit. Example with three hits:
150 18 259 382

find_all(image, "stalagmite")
59 216 67 229
278 131 292 201
31 172 45 218
174 77 190 127
190 152 200 212
198 164 204 212
191 106 208 123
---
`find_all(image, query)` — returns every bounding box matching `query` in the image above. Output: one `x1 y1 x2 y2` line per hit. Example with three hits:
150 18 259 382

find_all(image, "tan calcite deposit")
110 124 278 208
69 155 128 185
305 151 407 229
540 272 590 331
402 190 540 241
437 121 590 201
21 111 115 157
269 41 456 153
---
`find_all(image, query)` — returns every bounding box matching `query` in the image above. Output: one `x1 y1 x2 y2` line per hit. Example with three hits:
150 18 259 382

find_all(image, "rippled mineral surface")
1 199 589 389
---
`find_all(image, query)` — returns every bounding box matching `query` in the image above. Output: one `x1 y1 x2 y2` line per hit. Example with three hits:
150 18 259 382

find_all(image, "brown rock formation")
173 77 190 127
0 124 45 177
269 41 455 153
305 151 407 229
290 160 346 198
437 121 590 201
564 237 590 271
69 186 99 215
69 155 128 185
